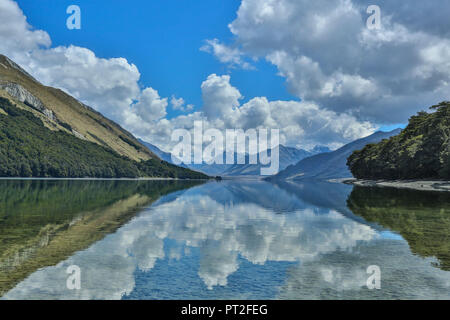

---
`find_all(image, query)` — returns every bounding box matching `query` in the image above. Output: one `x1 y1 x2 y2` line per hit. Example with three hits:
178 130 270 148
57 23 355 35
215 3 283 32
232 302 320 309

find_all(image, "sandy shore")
337 178 450 192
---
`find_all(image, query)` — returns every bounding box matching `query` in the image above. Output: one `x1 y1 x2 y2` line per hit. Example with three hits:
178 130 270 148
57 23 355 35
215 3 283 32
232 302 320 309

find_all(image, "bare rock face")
72 129 86 140
0 82 55 121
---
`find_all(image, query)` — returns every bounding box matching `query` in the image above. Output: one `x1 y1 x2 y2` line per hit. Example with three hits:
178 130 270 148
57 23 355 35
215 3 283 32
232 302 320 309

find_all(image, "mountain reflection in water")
1 179 450 300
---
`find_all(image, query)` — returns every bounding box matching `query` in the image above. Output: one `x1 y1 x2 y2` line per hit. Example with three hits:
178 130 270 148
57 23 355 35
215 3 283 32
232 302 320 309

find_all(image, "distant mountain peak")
137 141 315 176
271 129 402 181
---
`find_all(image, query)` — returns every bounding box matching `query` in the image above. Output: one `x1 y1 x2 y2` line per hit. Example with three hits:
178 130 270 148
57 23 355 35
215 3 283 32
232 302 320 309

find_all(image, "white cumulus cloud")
0 0 379 153
218 0 450 123
201 39 254 70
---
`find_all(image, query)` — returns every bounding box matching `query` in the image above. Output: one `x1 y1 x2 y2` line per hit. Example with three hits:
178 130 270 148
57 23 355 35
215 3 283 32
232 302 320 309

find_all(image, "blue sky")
17 0 297 119
7 0 444 151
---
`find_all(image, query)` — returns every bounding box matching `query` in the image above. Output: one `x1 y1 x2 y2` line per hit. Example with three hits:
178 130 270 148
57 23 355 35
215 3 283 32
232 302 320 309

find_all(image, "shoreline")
0 177 212 181
338 178 450 192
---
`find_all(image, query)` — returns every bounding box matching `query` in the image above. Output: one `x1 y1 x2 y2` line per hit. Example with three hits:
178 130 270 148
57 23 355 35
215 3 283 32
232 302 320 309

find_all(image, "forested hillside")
0 97 207 179
348 102 450 180
0 54 153 161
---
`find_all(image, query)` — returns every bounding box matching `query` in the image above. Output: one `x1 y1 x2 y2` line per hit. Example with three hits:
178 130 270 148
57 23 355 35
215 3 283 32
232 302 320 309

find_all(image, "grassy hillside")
0 55 153 161
348 102 450 180
0 97 208 179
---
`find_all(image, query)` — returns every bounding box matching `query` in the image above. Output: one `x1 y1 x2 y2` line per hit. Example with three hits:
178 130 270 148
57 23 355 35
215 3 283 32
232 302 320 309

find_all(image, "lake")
0 179 449 299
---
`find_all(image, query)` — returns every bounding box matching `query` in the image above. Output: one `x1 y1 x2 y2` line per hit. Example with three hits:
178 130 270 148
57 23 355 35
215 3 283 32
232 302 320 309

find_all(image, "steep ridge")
0 97 208 178
0 55 208 179
139 139 181 164
0 54 153 161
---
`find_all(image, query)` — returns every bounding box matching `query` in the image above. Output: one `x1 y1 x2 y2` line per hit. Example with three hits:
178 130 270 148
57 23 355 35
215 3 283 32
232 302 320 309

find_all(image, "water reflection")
279 239 450 299
348 186 450 271
0 179 203 296
1 180 450 299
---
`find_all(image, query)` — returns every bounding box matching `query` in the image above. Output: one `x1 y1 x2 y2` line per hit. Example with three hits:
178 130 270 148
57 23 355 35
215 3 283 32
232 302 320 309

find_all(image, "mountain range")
270 129 402 180
141 129 405 180
0 54 406 180
138 139 330 176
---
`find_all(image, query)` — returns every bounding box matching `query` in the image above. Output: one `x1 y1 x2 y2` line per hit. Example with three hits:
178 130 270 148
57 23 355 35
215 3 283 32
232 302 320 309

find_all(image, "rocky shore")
339 178 450 192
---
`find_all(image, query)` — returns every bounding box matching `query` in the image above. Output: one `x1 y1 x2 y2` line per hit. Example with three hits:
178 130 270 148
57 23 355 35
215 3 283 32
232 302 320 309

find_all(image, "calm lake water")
0 179 449 300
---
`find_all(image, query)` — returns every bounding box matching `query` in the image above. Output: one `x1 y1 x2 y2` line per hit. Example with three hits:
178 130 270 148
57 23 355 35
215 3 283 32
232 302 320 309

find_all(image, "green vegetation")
347 186 450 271
119 134 143 151
0 53 155 161
58 120 73 132
347 101 450 180
0 97 208 179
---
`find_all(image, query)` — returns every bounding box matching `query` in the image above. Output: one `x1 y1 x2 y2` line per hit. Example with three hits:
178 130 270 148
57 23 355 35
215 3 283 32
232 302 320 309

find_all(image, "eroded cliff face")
0 82 55 121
